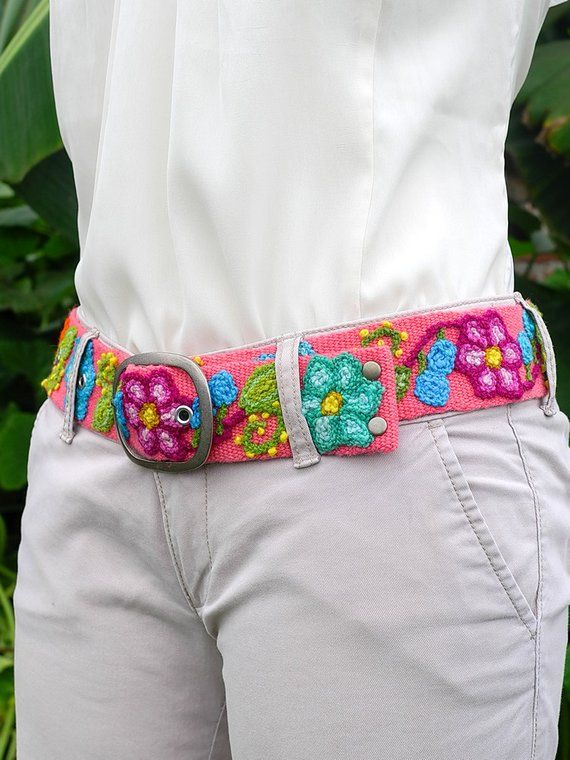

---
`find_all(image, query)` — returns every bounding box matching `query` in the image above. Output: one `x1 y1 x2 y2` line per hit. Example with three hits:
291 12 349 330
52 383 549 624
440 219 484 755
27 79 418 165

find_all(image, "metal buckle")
112 352 213 472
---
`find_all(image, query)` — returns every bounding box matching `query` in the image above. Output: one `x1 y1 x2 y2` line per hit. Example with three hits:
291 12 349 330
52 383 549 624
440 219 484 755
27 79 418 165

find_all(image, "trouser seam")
207 701 227 760
506 404 544 760
153 471 201 620
204 466 213 570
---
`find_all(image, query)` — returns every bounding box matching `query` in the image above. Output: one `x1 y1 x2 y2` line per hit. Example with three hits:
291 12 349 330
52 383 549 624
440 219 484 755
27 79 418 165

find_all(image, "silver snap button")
362 361 381 381
77 373 87 389
368 416 387 436
174 404 193 425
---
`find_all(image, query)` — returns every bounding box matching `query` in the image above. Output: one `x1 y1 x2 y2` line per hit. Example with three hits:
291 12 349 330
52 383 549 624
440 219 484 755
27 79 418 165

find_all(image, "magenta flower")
455 311 526 399
120 369 193 460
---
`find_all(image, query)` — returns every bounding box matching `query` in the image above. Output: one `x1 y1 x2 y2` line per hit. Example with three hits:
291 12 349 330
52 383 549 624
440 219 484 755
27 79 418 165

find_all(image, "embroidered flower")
254 340 315 362
301 352 384 453
517 307 538 367
112 390 129 439
414 338 457 407
413 339 457 407
522 308 536 339
64 339 96 420
119 370 193 460
190 370 238 430
517 331 533 365
455 312 525 399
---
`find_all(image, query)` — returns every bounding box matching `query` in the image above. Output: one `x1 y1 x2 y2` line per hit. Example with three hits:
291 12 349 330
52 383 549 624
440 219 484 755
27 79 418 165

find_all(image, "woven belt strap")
41 295 549 471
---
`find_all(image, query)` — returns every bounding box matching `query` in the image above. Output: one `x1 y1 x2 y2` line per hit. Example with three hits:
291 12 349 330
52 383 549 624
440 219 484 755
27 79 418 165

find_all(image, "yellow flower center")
139 402 160 429
484 346 502 369
321 391 343 416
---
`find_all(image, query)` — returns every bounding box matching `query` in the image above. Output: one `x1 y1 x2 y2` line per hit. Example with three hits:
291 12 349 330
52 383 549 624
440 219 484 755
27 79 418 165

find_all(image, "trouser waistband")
40 292 557 471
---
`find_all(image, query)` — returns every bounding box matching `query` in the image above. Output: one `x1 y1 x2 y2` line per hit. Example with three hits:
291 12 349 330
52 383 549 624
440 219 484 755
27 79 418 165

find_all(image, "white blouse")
49 0 565 355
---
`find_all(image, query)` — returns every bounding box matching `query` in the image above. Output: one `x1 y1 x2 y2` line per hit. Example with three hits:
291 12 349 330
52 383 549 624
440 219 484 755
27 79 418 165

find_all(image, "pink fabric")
45 299 548 465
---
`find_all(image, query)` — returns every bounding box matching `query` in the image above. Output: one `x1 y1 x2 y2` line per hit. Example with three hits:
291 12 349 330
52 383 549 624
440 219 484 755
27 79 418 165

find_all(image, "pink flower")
121 369 192 460
455 311 526 399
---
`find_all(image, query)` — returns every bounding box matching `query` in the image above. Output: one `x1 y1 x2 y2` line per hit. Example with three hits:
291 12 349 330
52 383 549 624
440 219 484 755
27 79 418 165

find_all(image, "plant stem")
0 698 15 759
0 585 14 644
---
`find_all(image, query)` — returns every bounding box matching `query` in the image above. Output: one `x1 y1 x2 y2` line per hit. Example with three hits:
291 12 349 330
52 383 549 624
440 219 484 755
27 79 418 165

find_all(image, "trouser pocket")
427 404 541 637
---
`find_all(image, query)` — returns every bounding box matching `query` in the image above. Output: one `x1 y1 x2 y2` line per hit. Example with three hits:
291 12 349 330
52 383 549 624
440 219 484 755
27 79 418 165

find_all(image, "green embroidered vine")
234 363 287 458
92 352 118 432
41 326 77 395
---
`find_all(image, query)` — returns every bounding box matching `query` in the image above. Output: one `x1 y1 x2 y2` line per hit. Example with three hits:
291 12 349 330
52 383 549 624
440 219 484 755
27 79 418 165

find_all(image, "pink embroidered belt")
41 293 554 471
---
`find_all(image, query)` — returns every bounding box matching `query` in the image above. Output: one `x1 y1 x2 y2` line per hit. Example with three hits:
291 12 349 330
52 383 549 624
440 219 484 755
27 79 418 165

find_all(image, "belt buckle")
112 352 213 472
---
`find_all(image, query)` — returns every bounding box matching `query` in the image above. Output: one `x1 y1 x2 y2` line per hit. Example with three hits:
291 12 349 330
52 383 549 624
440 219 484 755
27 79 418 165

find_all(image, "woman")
13 1 570 758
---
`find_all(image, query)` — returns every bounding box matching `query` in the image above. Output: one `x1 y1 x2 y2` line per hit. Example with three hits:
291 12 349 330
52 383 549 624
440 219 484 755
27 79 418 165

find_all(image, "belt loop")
275 335 321 469
60 327 100 444
513 292 559 417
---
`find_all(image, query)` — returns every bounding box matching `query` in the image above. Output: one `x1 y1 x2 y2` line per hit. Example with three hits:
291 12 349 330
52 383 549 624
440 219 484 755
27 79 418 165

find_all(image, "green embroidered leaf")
417 351 427 375
436 328 446 340
394 365 412 402
239 363 280 415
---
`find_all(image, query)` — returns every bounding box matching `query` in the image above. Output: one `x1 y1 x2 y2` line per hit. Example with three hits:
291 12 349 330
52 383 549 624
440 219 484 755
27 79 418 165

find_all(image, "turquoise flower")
301 352 384 453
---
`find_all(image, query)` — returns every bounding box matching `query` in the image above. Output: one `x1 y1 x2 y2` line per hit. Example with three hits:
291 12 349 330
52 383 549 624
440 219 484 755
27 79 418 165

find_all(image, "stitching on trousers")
427 421 536 639
204 466 213 570
153 471 201 619
506 404 544 760
207 701 227 760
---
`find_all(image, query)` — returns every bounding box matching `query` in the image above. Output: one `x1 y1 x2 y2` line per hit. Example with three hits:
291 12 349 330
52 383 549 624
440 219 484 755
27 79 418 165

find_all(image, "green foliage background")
0 2 569 757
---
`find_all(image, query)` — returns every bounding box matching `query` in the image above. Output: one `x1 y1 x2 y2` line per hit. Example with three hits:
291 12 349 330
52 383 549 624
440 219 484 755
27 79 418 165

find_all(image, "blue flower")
298 340 316 356
112 389 130 439
522 309 536 339
255 341 315 362
64 338 96 420
190 370 238 429
209 370 238 408
517 330 533 365
414 370 451 407
426 339 456 374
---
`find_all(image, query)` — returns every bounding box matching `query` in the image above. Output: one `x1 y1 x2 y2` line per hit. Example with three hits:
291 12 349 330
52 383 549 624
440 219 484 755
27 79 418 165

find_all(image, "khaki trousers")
14 389 570 759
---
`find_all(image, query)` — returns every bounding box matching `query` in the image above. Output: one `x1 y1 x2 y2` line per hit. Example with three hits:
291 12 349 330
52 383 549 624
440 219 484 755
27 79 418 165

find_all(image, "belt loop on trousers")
513 292 559 417
275 335 321 469
60 327 100 444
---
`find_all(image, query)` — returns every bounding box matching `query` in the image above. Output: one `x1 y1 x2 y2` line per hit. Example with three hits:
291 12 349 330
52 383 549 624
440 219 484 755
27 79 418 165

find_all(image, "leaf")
0 0 42 51
13 149 79 244
506 115 570 248
0 336 54 387
516 40 570 158
0 403 35 490
0 0 63 183
238 363 280 414
0 517 6 561
0 204 37 227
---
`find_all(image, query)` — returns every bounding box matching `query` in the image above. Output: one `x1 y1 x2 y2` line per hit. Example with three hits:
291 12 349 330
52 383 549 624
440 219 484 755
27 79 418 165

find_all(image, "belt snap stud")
368 416 387 436
362 360 381 381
